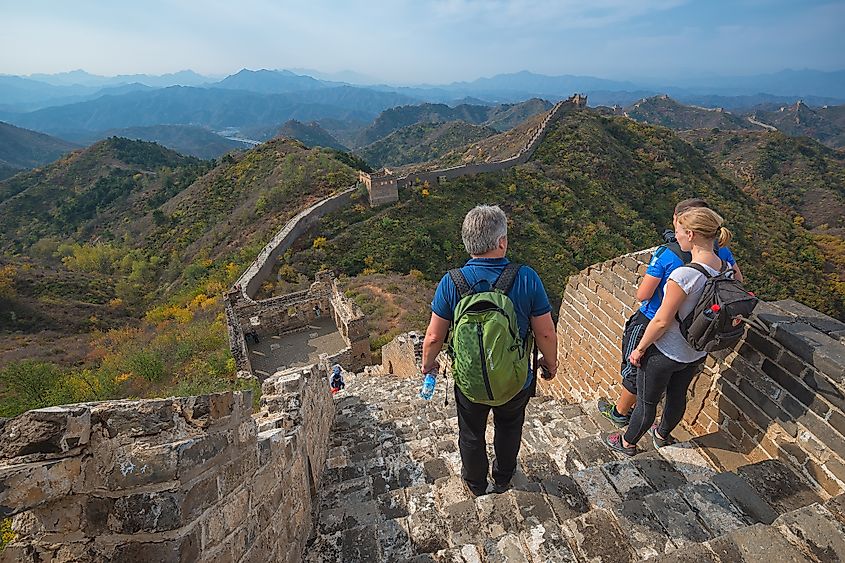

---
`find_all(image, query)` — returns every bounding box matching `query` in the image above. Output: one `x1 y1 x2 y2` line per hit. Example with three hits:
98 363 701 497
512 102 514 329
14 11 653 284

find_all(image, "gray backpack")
677 261 759 352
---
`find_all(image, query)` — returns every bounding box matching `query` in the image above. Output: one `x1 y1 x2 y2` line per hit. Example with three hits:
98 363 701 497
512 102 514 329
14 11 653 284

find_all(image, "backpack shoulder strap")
493 263 522 294
665 241 692 264
680 262 712 278
448 268 472 299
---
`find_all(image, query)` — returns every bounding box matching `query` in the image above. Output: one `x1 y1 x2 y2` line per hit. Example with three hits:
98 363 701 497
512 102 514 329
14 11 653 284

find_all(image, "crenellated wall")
0 363 334 563
541 248 845 497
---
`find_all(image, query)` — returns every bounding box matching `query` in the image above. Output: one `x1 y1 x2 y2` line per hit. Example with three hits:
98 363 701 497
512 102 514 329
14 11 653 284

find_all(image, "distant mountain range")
611 95 845 149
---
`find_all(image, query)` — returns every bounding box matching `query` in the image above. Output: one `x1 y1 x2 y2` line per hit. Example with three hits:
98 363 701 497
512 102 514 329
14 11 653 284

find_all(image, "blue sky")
2 0 843 84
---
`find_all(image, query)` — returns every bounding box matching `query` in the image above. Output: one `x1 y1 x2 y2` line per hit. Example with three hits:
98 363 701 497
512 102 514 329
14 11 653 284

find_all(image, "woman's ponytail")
718 226 733 248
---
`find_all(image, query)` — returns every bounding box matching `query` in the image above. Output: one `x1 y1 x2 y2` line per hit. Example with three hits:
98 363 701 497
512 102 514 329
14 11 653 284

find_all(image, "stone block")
510 490 556 525
0 406 91 460
776 503 845 562
376 517 413 562
519 451 561 482
109 490 182 533
706 523 810 562
601 460 655 501
571 466 621 510
182 472 221 524
825 493 845 524
11 495 83 536
217 445 259 498
631 451 687 492
376 488 407 520
0 457 81 517
655 441 716 483
443 498 485 546
177 433 232 482
519 517 578 563
105 441 179 490
613 498 676 559
563 508 637 563
475 491 521 537
737 458 823 514
772 321 845 384
107 530 200 563
408 507 449 554
92 399 176 439
773 299 845 336
711 471 779 524
177 392 236 429
318 500 379 535
805 456 843 496
481 533 531 562
645 487 711 545
678 481 746 537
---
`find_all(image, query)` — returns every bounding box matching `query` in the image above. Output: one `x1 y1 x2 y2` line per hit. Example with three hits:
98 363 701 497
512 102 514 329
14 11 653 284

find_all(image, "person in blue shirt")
598 198 744 426
422 204 558 496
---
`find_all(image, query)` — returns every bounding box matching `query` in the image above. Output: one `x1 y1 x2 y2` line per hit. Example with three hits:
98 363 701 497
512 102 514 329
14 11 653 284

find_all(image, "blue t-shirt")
431 257 552 389
640 245 736 319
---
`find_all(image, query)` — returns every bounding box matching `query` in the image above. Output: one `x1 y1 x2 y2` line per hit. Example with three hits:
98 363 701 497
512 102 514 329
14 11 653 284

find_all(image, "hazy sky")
2 0 844 84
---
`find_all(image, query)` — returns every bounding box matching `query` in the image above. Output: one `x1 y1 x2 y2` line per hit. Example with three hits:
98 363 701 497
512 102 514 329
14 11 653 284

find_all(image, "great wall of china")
2 96 844 562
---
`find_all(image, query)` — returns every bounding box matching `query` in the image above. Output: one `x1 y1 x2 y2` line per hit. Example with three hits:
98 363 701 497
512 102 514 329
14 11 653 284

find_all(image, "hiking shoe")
491 481 512 494
649 424 677 449
605 432 637 457
597 397 630 428
465 480 489 497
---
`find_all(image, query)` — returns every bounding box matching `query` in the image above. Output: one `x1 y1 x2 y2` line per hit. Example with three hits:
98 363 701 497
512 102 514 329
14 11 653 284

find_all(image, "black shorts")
620 310 650 394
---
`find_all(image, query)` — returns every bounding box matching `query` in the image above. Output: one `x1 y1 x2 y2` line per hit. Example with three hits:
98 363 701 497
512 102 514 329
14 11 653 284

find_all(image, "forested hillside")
0 137 361 416
280 110 845 320
357 121 498 168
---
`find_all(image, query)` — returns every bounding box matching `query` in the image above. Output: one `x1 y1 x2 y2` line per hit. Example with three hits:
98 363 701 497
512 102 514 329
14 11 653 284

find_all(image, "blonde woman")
606 207 734 455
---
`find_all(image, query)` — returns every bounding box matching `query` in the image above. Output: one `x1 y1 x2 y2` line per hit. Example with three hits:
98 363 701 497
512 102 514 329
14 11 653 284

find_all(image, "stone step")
313 377 833 562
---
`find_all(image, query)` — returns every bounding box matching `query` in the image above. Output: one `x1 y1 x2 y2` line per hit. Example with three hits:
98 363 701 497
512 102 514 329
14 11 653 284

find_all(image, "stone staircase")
304 372 845 562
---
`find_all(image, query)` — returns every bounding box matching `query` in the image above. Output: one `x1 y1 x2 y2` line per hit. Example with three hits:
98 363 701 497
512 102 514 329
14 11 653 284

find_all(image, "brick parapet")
542 248 845 497
1 363 334 562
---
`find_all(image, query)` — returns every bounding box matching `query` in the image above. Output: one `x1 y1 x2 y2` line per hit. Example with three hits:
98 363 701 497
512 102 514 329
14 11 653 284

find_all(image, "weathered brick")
93 399 176 439
0 406 91 460
803 368 845 412
761 359 828 417
744 329 781 361
805 457 843 496
0 457 81 517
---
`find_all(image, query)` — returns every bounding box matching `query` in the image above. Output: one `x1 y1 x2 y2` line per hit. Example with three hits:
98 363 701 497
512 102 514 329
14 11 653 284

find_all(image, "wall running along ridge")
541 248 845 497
224 185 370 376
0 363 334 562
358 94 588 206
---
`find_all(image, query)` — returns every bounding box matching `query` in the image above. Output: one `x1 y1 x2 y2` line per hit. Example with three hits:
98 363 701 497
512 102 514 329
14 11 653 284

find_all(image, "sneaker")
605 432 637 457
597 398 630 428
649 424 677 449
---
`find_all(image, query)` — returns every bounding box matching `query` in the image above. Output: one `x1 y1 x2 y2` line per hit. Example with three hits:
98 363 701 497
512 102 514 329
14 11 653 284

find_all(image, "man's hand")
422 359 440 375
539 356 558 380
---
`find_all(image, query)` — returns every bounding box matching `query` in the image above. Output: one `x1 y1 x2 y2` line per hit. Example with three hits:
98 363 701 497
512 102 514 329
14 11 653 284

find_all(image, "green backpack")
447 263 532 406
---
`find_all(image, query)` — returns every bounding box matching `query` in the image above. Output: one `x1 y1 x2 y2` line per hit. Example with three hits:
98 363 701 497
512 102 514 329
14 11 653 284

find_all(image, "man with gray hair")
422 204 558 496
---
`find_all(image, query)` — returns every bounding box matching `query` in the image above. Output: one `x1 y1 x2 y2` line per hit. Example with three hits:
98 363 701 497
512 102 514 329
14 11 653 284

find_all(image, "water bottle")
419 373 437 401
704 304 720 319
687 304 721 346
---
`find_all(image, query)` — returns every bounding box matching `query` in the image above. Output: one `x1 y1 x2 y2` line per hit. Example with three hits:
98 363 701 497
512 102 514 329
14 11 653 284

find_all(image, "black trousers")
620 311 650 394
454 384 531 492
623 346 703 445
